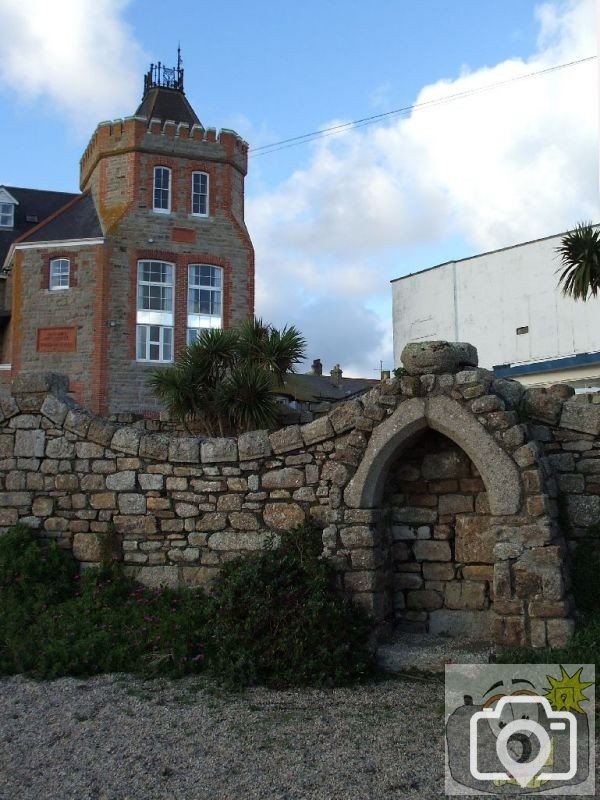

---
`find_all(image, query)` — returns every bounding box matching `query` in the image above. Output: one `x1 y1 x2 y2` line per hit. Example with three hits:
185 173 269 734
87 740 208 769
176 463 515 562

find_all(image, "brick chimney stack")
330 364 343 387
311 358 323 376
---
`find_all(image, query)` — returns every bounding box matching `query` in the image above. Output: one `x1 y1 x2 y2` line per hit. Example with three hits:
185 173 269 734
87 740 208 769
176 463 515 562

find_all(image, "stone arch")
344 395 522 516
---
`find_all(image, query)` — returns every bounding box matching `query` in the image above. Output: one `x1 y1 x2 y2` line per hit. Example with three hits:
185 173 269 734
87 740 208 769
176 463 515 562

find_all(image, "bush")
205 524 374 689
0 524 374 688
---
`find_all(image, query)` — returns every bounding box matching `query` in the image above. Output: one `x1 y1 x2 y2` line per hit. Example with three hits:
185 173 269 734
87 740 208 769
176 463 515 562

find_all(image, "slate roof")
21 192 103 245
277 372 377 404
135 86 201 127
0 186 77 266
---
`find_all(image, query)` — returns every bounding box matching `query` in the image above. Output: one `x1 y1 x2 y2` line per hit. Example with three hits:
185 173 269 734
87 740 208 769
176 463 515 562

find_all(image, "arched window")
187 264 222 344
49 258 70 290
153 166 171 212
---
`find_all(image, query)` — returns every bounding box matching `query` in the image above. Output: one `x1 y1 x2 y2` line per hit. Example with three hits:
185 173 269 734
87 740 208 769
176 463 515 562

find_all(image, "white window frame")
0 202 14 228
187 264 222 341
136 260 174 362
49 258 70 291
153 166 171 213
191 171 209 217
136 324 173 363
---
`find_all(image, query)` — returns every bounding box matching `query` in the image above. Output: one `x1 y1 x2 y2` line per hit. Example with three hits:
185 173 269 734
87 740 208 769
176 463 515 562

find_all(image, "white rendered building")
391 230 600 389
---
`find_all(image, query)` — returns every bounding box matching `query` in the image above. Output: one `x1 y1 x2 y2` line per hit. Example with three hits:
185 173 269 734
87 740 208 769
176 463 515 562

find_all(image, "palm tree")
149 319 306 435
556 222 600 301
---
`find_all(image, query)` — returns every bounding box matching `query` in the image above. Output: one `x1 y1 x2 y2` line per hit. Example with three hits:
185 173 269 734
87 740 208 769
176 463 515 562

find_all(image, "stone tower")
5 56 254 415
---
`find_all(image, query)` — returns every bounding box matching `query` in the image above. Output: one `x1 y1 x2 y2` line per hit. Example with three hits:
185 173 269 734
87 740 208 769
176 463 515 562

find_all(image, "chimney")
330 364 343 387
381 370 391 381
311 358 323 376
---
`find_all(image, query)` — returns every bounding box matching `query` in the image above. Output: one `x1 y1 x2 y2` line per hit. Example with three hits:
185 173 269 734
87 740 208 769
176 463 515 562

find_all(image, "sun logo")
544 666 594 715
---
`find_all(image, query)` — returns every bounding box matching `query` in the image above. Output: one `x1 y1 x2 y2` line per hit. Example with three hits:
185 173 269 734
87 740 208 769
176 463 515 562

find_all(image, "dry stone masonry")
1 341 598 650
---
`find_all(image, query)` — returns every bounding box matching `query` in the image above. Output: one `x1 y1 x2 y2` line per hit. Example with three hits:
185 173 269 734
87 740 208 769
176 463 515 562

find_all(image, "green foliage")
0 525 374 689
205 524 374 689
393 367 407 379
149 318 306 435
556 222 600 301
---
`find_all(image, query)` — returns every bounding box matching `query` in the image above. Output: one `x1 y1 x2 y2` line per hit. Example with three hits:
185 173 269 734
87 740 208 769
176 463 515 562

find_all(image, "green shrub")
0 524 373 687
205 524 374 689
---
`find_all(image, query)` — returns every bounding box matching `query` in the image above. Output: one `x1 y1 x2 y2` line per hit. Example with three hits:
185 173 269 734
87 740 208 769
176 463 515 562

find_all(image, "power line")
249 55 595 158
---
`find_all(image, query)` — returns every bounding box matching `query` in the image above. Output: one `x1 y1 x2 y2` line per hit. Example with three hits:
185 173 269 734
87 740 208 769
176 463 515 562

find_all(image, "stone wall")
2 350 598 650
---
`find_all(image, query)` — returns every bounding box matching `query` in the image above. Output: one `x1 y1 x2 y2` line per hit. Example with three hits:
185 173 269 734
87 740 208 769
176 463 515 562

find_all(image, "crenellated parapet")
80 115 248 190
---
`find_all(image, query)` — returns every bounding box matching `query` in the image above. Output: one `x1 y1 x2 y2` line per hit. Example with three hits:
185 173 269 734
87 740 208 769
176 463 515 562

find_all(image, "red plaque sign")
37 327 77 353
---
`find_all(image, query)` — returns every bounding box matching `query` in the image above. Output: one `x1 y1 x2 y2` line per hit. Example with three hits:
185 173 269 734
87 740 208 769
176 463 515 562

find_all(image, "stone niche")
383 430 493 640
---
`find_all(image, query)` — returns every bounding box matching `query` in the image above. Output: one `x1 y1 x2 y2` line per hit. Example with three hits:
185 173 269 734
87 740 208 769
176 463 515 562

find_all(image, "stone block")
438 494 474 515
139 434 170 460
0 508 18 525
522 388 563 425
455 515 495 563
566 495 600 527
86 417 117 445
399 376 423 397
111 427 142 456
125 566 179 589
168 437 200 463
546 618 575 648
40 394 70 425
340 525 376 548
263 503 305 530
422 562 455 581
238 430 272 460
14 429 45 458
462 565 493 581
344 571 380 592
217 494 242 512
329 399 363 434
113 515 157 535
72 533 103 562
350 549 382 569
106 470 136 491
401 341 478 376
560 400 600 435
492 615 526 647
0 491 33 508
118 493 146 515
138 473 164 491
320 461 350 487
529 600 570 618
428 608 493 639
90 492 116 509
32 496 54 517
392 507 438 525
471 395 505 414
201 438 238 463
394 571 423 590
174 502 200 518
75 442 105 459
208 531 273 551
195 512 227 532
229 511 260 530
445 581 487 610
262 467 305 489
301 416 334 445
413 540 451 561
491 379 524 409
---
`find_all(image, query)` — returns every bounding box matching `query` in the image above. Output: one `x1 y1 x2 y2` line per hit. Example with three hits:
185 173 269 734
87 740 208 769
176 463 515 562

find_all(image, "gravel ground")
0 672 598 800
0 672 446 800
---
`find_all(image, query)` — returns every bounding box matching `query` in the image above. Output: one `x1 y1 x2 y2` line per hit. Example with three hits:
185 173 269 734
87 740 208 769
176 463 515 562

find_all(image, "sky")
0 0 598 377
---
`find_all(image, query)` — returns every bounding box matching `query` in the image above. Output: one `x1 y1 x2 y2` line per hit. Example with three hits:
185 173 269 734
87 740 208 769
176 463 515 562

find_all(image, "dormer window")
0 203 14 228
153 166 171 212
0 187 18 228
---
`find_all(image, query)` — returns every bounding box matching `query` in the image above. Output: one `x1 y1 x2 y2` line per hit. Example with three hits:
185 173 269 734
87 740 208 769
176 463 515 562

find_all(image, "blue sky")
0 0 598 376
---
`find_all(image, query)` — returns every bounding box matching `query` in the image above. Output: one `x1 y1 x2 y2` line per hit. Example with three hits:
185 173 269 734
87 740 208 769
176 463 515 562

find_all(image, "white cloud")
0 0 145 132
248 0 599 376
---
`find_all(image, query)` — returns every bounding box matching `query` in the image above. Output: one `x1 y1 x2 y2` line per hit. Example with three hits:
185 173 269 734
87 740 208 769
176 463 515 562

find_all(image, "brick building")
0 59 254 415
